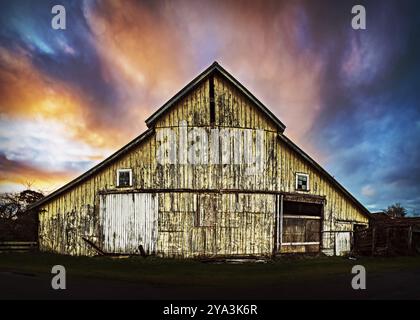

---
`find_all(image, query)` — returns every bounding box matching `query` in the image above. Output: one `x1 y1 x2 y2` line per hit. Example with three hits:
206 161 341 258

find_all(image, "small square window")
117 169 132 187
296 173 309 191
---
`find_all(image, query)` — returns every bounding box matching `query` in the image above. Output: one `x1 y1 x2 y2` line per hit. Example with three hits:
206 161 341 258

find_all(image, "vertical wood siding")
38 73 368 257
156 192 275 258
100 193 158 254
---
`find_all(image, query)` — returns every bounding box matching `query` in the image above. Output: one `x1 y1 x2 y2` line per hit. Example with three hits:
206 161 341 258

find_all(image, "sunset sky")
0 0 419 215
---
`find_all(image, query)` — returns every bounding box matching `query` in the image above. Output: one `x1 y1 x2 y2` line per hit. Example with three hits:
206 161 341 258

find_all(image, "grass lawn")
1 252 419 288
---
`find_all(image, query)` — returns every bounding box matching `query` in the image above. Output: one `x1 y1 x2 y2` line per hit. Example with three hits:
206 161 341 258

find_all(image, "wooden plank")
0 242 37 245
282 242 320 246
283 215 321 220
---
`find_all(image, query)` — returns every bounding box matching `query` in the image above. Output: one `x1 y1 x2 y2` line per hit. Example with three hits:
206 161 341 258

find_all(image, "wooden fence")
0 241 38 253
354 225 420 256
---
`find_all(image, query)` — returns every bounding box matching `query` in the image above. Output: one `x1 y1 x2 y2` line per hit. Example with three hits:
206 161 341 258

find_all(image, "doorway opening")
276 196 323 254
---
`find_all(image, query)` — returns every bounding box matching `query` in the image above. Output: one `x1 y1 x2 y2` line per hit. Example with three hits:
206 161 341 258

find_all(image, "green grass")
1 252 419 287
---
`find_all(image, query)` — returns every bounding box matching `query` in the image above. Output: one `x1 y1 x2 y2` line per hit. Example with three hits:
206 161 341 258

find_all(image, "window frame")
116 169 133 188
295 172 310 192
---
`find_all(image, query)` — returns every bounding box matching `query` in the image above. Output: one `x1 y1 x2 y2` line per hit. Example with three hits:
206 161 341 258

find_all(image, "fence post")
371 227 376 256
386 227 391 255
408 226 413 254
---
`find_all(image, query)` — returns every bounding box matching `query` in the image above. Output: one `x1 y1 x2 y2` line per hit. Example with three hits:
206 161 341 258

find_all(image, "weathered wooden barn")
30 62 370 258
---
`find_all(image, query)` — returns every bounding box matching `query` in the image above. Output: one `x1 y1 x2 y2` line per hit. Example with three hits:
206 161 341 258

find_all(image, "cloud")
0 152 75 193
0 116 109 171
0 115 113 192
361 185 376 198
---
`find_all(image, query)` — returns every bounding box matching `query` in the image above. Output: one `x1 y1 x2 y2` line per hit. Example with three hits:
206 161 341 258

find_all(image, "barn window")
296 173 309 191
117 169 132 187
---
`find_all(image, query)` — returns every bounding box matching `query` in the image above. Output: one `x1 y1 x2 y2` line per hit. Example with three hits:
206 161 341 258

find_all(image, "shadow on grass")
0 252 419 287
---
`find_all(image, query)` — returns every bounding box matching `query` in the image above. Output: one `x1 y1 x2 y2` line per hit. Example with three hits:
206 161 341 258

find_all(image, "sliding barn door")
100 193 158 254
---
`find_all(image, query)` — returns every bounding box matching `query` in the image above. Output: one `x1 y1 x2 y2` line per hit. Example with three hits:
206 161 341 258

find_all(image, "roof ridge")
145 62 286 131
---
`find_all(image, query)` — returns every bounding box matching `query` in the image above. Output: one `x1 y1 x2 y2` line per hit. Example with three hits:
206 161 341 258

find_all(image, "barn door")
276 198 323 254
100 193 158 254
335 232 351 256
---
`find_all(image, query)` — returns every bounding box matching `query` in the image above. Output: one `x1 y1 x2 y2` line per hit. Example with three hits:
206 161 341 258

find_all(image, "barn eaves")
278 133 370 218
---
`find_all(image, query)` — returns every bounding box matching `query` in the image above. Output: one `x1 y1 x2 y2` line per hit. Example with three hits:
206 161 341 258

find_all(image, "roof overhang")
277 133 371 219
28 128 154 210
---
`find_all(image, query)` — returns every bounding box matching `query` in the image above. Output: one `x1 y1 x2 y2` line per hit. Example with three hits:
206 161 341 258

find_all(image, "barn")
30 62 370 258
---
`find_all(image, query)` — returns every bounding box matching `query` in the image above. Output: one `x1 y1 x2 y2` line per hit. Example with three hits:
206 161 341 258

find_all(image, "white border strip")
283 215 321 220
281 242 320 246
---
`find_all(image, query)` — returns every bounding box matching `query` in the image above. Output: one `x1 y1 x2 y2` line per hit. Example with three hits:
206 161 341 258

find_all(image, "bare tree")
0 189 44 241
0 190 43 219
384 203 407 218
0 193 21 220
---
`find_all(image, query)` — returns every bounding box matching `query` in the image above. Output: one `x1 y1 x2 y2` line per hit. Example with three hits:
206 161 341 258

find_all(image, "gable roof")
145 61 286 132
29 62 369 218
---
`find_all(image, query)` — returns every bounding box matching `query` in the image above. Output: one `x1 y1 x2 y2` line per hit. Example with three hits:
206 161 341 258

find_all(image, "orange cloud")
0 47 127 150
85 1 198 114
0 153 74 193
0 0 330 193
85 0 326 154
